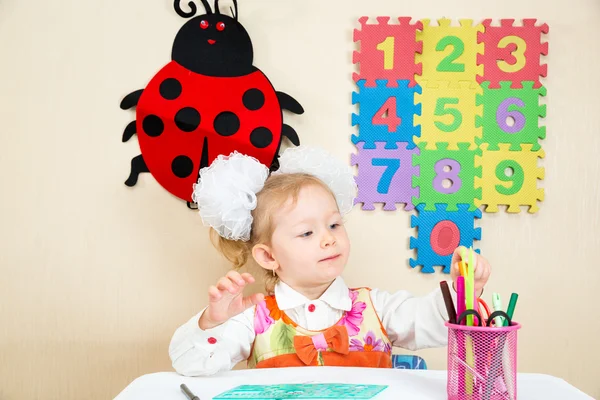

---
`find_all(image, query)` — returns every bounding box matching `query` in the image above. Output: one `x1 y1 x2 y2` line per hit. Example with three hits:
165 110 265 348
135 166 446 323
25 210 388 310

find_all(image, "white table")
114 367 594 400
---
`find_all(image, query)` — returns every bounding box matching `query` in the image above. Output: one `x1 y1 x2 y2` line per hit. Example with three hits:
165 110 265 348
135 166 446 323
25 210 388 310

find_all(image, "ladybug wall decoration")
120 0 304 207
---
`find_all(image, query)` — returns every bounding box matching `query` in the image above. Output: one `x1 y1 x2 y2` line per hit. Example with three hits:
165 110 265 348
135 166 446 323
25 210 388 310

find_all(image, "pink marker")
457 276 466 325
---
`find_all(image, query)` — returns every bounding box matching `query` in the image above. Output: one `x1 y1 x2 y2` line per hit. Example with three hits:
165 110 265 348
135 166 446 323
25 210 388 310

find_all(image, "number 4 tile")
351 79 422 150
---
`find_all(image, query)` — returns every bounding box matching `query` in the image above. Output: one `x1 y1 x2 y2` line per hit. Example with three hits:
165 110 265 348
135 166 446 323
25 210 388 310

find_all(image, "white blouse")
169 277 455 376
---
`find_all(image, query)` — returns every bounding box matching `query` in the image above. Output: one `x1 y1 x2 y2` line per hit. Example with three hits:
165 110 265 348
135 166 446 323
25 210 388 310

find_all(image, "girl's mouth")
319 254 340 262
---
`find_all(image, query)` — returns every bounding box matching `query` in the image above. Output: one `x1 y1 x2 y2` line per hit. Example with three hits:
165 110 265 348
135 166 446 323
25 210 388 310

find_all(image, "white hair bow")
192 146 357 241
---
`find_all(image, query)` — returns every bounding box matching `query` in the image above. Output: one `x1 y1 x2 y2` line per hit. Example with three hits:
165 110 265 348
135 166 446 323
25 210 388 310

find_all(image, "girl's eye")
217 22 226 31
200 20 209 29
330 223 340 229
300 231 313 238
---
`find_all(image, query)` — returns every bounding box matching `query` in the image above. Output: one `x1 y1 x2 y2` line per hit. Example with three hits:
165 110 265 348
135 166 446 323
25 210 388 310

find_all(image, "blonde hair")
210 173 335 294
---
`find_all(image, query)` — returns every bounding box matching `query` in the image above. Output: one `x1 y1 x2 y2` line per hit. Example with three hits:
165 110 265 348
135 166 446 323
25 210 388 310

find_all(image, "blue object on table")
391 354 428 370
213 383 388 399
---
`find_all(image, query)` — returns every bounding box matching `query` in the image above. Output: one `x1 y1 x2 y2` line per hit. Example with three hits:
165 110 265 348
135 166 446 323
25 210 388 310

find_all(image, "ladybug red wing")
136 61 283 202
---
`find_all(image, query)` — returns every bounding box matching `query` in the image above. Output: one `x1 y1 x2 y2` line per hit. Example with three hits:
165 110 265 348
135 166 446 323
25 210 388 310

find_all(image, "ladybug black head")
172 0 254 77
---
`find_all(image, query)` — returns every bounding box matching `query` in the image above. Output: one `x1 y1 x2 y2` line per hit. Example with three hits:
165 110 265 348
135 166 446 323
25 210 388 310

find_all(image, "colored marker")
440 281 457 324
492 293 504 327
464 247 475 326
504 293 518 326
456 276 465 324
181 384 200 400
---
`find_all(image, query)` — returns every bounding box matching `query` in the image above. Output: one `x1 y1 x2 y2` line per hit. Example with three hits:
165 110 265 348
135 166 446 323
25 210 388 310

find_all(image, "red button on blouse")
308 304 316 312
207 337 217 344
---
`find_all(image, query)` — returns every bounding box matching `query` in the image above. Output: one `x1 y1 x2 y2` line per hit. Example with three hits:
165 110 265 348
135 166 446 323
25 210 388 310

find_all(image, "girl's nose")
321 233 336 248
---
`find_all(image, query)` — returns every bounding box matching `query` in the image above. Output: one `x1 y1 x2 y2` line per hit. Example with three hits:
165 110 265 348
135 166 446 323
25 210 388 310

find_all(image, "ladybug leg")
282 124 300 146
269 156 280 172
120 89 144 110
275 92 304 114
277 92 302 146
122 121 136 142
124 155 149 187
276 92 304 115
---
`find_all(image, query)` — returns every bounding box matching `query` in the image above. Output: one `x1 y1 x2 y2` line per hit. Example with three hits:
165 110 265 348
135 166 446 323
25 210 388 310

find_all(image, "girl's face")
265 184 350 290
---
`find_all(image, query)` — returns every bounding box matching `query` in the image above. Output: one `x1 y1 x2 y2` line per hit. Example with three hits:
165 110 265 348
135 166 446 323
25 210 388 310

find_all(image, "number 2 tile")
416 19 484 88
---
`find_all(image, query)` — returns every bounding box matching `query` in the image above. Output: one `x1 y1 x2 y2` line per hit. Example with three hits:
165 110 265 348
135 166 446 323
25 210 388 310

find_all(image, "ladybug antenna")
199 0 213 14
174 0 213 18
231 0 238 20
214 0 237 19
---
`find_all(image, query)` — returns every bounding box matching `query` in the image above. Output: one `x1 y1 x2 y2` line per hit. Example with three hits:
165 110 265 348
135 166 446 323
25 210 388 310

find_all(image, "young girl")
169 146 491 376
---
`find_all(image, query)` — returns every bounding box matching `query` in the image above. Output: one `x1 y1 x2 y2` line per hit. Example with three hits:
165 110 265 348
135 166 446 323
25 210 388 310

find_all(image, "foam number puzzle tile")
475 143 545 213
353 17 423 87
213 384 388 399
415 82 482 150
410 204 482 273
416 19 484 88
351 79 422 149
477 19 549 89
352 142 419 211
412 142 482 211
476 81 546 151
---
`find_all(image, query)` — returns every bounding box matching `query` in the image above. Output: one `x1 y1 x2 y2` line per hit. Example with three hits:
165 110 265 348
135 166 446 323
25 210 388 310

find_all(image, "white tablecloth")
114 367 594 400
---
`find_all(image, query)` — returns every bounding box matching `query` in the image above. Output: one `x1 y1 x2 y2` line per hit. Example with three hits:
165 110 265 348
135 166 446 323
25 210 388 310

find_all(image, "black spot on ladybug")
175 107 201 132
214 111 240 136
242 89 265 111
143 115 164 137
250 127 273 149
159 78 182 100
171 155 194 178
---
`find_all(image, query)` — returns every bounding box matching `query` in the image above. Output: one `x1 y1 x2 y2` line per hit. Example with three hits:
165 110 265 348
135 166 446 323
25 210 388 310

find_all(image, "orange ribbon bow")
293 325 349 365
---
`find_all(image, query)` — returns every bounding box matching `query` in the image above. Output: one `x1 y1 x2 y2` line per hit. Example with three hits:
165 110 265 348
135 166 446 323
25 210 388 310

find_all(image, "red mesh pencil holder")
446 310 521 400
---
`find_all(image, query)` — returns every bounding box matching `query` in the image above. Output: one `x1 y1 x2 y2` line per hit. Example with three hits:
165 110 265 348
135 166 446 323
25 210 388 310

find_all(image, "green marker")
504 293 518 326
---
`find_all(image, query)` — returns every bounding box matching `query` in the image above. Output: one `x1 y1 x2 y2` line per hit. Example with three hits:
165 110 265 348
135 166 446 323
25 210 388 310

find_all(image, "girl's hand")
450 246 491 296
199 271 264 330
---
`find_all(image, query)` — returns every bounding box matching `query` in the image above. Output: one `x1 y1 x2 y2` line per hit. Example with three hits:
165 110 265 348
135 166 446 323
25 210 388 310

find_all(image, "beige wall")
1 0 599 399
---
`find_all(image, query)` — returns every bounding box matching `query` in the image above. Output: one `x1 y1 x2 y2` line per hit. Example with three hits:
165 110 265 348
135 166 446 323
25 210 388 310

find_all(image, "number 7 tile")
351 142 419 211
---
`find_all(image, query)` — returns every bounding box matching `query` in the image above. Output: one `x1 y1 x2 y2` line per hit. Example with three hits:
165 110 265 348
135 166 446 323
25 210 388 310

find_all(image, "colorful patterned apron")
248 287 392 369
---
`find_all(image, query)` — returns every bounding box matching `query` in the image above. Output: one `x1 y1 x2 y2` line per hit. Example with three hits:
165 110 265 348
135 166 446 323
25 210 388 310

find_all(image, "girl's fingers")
451 246 468 267
208 285 222 301
241 272 255 284
242 292 265 310
474 260 485 280
226 270 245 286
216 277 238 294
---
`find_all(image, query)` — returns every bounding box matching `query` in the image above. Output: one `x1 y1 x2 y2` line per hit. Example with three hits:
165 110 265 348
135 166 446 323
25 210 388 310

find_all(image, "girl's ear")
252 244 279 273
